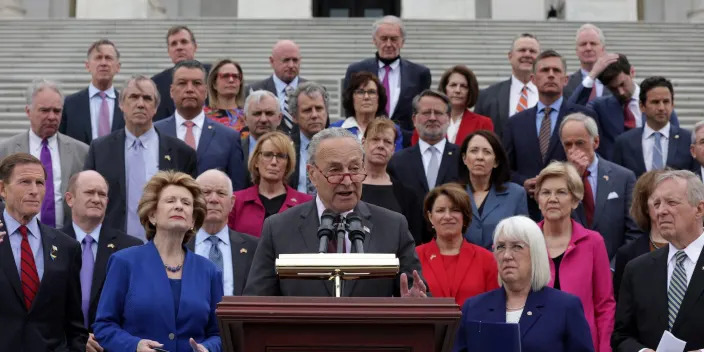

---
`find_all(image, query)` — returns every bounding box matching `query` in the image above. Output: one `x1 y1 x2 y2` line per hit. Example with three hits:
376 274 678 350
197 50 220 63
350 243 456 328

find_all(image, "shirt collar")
418 138 446 155
88 83 116 99
536 96 563 113
29 129 58 150
175 110 205 129
4 209 41 240
340 116 360 129
587 155 599 176
668 231 704 266
125 126 158 148
249 134 257 147
315 195 354 223
300 131 311 147
643 122 671 139
273 74 299 94
72 222 102 244
511 75 537 93
378 59 400 70
195 225 231 246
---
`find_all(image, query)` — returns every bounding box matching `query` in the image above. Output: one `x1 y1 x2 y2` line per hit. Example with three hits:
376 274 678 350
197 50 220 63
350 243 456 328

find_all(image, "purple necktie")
97 91 111 137
80 235 95 327
382 65 391 116
40 139 55 227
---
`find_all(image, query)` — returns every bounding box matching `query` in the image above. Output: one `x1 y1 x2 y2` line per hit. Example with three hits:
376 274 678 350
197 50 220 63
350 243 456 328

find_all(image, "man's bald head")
270 40 301 84
65 170 109 225
196 169 234 232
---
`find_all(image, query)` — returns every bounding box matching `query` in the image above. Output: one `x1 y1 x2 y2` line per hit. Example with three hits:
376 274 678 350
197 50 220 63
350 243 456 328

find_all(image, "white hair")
492 216 551 291
372 15 406 40
576 23 606 46
307 127 361 166
559 112 600 139
692 120 704 144
244 89 281 116
196 169 233 195
26 79 64 106
654 170 704 208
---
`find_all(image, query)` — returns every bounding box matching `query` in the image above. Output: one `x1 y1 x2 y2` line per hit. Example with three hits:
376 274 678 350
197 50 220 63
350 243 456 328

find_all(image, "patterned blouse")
204 106 248 138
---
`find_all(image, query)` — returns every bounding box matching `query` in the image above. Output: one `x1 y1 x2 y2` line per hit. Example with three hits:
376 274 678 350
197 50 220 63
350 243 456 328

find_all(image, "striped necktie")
667 250 688 330
516 85 528 113
538 106 552 161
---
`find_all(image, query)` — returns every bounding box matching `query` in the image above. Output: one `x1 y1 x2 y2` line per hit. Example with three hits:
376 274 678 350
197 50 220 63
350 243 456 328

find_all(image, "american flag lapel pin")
50 245 58 260
165 155 171 161
240 248 248 254
430 254 437 260
107 243 115 249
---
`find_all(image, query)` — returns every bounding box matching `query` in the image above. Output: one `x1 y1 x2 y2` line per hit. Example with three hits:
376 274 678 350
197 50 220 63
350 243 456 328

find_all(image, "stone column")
76 0 166 18
688 0 704 22
0 0 25 18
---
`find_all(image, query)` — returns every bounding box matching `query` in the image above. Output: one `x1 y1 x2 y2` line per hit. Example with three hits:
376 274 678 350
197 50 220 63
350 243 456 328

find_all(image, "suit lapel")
519 289 545 338
112 91 125 131
452 242 476 297
297 203 332 296
498 79 511 129
546 102 568 161
651 248 670 331
423 240 450 297
158 130 175 170
666 125 680 167
409 145 428 192
634 129 647 174
229 230 249 296
0 215 23 305
196 119 216 160
78 89 92 141
592 159 610 228
519 107 542 160
115 131 127 201
34 224 57 312
673 247 704 331
56 134 73 187
480 186 503 220
91 227 118 304
436 143 456 186
345 202 375 297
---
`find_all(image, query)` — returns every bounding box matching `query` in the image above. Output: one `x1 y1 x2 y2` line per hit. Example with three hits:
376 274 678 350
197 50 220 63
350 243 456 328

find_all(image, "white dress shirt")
378 59 401 117
667 232 704 288
446 116 462 144
28 130 63 227
418 138 447 174
642 122 670 172
72 222 102 260
5 209 44 280
315 196 352 253
195 226 234 296
88 83 116 140
580 68 604 97
175 110 205 149
508 75 538 117
582 76 642 128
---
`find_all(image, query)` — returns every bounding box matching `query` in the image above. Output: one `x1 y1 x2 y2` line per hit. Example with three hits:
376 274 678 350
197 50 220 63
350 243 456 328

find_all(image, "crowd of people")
0 15 702 352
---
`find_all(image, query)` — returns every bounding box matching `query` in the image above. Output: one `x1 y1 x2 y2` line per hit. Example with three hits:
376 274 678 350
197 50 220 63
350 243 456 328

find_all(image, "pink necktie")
382 65 391 116
97 91 111 137
184 121 196 149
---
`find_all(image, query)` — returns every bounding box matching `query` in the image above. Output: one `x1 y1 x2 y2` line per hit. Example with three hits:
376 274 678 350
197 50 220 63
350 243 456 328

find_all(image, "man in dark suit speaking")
244 128 426 297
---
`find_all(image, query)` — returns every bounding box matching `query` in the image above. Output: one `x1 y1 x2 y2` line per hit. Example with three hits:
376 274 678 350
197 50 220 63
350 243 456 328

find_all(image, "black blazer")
288 127 303 190
0 216 87 351
83 128 197 233
60 87 125 145
151 63 212 121
343 57 431 142
612 246 704 351
612 124 696 178
186 229 259 296
60 223 143 330
612 233 649 301
474 78 512 138
563 69 612 101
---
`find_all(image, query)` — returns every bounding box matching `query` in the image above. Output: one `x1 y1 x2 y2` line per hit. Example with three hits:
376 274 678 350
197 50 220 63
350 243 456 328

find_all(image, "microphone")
317 209 336 253
334 216 347 253
346 212 366 254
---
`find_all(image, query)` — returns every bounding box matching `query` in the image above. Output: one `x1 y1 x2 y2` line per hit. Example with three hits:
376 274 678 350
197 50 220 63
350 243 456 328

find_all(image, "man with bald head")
247 40 307 135
189 169 258 296
60 170 142 352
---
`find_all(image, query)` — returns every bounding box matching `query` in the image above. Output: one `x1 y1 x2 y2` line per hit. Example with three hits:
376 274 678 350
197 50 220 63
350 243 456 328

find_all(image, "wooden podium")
217 296 461 352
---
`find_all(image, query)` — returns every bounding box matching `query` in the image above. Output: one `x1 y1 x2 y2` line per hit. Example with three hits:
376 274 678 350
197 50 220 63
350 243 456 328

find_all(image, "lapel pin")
448 151 453 156
291 198 298 203
430 254 437 261
527 311 532 316
675 134 679 139
603 175 609 181
240 248 248 254
208 125 213 129
50 245 58 260
165 155 171 161
107 243 115 249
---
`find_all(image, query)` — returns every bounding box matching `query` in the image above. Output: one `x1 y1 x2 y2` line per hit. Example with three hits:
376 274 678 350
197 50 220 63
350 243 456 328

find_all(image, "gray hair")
196 169 233 195
692 120 704 144
119 75 161 107
411 89 451 115
510 32 539 51
576 23 606 46
244 90 281 116
654 170 704 207
559 112 600 139
307 127 361 166
288 81 329 118
493 216 551 291
372 15 406 40
26 79 64 106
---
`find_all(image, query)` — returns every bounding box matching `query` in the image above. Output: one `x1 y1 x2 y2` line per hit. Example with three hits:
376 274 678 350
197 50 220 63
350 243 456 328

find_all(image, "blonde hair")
248 131 296 185
535 161 584 202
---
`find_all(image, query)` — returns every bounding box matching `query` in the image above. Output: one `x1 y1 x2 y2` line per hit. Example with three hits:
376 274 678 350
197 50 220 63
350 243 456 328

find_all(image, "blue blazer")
464 182 528 250
155 115 246 191
453 287 594 352
330 118 404 151
93 241 223 352
611 124 695 178
568 83 679 160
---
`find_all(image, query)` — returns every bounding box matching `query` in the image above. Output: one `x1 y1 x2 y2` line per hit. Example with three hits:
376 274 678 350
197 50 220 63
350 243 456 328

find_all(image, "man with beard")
569 54 679 160
388 90 460 241
612 76 694 178
343 16 431 146
0 80 89 228
474 33 540 138
503 50 596 220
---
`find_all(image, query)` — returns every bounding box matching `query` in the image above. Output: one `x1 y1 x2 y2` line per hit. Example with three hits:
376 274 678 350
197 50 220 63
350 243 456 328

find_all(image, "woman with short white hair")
453 216 594 352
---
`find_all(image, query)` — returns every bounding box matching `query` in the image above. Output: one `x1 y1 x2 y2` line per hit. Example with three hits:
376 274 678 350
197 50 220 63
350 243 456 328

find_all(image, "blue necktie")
652 132 664 170
206 236 224 272
127 139 146 241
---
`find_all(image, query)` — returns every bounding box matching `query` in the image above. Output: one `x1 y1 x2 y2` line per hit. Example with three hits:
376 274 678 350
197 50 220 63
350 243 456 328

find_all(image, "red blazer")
411 109 494 145
416 239 499 307
228 185 313 237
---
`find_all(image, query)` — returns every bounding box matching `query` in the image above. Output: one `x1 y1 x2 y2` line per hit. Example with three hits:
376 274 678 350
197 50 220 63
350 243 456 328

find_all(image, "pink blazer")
228 185 313 237
539 219 615 352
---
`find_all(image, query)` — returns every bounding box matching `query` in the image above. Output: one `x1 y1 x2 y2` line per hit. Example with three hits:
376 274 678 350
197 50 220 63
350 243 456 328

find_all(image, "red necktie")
582 171 595 227
19 225 40 310
623 103 636 130
184 121 196 149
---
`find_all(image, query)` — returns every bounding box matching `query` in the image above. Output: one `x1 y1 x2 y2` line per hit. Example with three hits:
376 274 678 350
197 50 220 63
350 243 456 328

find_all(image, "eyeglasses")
218 73 242 81
313 164 367 184
354 89 378 97
260 151 288 161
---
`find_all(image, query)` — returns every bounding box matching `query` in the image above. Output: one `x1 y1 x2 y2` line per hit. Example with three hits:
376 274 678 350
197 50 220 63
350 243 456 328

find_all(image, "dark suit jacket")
387 141 460 241
568 83 679 160
186 229 259 296
572 158 643 259
83 128 197 233
243 201 423 297
288 127 304 190
154 115 246 191
0 216 87 351
151 63 212 121
474 78 512 138
246 75 308 97
453 287 594 352
611 124 695 178
343 57 431 143
60 223 143 329
563 69 612 101
60 87 125 145
612 233 649 301
503 100 596 219
612 246 704 351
